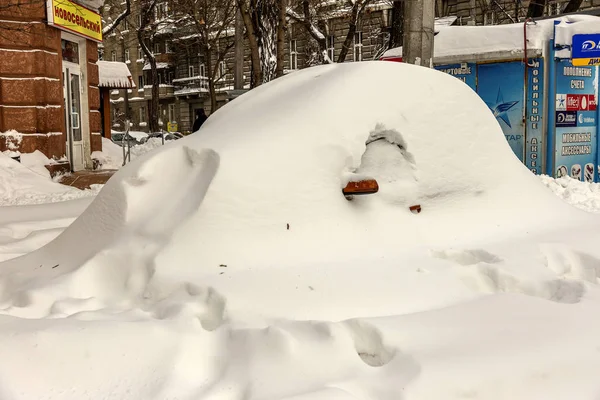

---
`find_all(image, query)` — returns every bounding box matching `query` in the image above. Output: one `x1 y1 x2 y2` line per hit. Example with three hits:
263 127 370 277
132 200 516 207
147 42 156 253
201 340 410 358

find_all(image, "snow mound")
2 62 600 399
539 174 600 213
0 61 588 311
0 153 98 206
0 145 219 318
152 61 581 271
93 137 168 170
91 138 123 170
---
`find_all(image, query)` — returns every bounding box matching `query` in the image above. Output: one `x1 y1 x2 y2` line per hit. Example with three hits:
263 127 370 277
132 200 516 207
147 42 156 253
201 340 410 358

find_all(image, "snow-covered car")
140 131 183 143
1 62 600 399
110 131 148 147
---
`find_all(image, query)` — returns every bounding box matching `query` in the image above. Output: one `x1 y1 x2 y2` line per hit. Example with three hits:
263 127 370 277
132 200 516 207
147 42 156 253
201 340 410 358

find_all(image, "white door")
63 63 84 171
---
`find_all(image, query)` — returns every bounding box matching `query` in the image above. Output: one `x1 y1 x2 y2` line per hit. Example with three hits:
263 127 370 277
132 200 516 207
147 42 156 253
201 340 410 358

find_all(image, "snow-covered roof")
97 61 135 89
554 17 600 46
382 15 600 64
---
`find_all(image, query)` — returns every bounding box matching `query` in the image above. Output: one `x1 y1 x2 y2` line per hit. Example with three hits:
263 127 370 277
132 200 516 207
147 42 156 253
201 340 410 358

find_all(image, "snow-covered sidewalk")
540 174 600 213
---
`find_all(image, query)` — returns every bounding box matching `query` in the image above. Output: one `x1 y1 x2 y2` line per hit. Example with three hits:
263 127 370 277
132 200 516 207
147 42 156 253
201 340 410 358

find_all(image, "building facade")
101 0 600 135
0 0 106 172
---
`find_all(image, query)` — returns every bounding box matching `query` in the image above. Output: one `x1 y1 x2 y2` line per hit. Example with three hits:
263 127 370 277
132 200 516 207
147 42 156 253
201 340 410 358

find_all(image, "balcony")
143 84 175 99
172 75 238 97
173 76 209 97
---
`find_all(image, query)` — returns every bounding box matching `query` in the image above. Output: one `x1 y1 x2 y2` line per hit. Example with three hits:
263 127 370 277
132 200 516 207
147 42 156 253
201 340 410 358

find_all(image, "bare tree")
276 0 287 77
388 0 403 49
237 0 284 86
337 0 373 62
102 0 131 36
287 0 374 64
171 0 237 111
137 0 160 132
286 0 329 64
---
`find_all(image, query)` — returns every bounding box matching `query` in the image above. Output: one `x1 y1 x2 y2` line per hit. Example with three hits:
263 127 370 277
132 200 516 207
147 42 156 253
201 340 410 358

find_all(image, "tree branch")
103 0 131 35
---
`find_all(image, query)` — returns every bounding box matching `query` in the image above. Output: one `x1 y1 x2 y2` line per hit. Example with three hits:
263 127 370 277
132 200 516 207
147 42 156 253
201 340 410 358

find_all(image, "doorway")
61 36 88 172
63 65 84 171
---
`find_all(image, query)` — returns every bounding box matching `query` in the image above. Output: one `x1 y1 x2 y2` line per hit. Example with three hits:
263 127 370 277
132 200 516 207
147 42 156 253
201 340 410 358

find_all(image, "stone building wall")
0 0 66 159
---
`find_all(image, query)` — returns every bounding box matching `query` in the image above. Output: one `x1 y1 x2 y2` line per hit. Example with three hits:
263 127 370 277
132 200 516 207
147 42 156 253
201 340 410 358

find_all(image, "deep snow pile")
93 137 167 170
0 153 99 206
540 174 600 213
1 62 600 399
0 198 93 262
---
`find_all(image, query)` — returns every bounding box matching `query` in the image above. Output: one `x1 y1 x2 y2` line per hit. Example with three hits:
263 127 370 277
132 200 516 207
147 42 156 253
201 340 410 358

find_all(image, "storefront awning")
97 61 136 89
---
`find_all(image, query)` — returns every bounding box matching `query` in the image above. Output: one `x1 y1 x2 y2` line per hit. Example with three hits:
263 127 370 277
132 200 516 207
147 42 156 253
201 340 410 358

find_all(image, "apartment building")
101 0 600 135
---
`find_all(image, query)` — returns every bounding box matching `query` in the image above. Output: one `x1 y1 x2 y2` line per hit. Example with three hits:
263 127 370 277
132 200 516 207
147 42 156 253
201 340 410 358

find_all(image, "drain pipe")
523 18 535 163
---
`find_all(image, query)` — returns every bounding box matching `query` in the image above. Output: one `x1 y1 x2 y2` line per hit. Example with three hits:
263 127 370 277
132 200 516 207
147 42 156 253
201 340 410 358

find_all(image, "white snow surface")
92 137 167 170
554 18 600 47
2 62 600 399
382 15 600 60
540 174 600 213
97 61 135 88
0 153 99 206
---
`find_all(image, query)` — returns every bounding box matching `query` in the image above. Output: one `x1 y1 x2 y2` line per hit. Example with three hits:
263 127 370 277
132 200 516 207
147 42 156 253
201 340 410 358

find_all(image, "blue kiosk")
382 16 600 182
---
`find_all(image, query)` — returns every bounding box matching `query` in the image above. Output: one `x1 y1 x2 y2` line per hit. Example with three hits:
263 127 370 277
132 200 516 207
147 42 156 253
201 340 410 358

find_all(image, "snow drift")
1 62 600 399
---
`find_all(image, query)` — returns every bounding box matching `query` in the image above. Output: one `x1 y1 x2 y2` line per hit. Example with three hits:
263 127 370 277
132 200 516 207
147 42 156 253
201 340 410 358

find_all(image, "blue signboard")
552 59 597 182
435 63 476 90
572 34 600 66
526 58 544 174
477 62 526 162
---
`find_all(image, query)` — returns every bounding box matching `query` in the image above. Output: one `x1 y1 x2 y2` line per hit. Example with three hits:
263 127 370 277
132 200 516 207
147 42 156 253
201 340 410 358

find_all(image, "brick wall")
0 0 66 159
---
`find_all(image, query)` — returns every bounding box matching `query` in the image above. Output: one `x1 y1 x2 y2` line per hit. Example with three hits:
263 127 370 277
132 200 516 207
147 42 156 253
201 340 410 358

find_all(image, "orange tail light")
342 179 379 196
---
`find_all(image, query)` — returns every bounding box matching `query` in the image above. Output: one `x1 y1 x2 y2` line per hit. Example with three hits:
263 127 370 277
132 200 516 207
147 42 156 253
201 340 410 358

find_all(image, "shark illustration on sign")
486 88 520 128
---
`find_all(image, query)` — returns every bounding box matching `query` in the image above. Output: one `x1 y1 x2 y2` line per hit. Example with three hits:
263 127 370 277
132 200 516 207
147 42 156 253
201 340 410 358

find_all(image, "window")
139 107 146 123
166 71 173 84
354 31 363 62
168 104 175 122
165 41 172 53
138 75 144 89
189 65 196 77
289 39 298 70
327 35 335 62
484 11 495 25
138 46 143 60
137 14 142 27
61 39 79 63
156 3 168 19
154 43 161 54
122 18 129 30
111 50 116 61
199 64 207 88
125 49 130 62
218 61 226 79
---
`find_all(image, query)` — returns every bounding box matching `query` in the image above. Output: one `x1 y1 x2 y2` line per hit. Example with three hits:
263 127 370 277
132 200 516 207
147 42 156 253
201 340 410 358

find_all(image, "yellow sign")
167 122 178 132
46 0 102 42
572 58 600 67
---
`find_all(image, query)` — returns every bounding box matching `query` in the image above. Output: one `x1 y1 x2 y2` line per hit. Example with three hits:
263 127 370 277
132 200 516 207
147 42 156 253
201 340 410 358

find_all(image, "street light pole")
402 0 435 67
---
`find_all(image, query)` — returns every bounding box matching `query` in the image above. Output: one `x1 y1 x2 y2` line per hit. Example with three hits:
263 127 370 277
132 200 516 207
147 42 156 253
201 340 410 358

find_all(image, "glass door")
63 65 84 171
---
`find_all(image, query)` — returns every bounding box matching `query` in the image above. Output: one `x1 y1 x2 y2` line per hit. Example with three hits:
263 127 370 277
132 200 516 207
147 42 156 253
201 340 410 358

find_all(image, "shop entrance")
61 38 85 171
